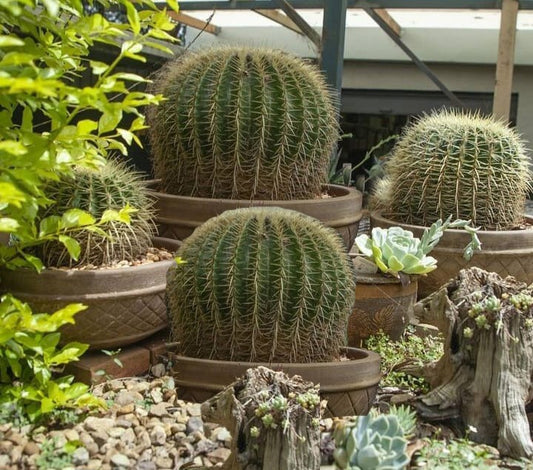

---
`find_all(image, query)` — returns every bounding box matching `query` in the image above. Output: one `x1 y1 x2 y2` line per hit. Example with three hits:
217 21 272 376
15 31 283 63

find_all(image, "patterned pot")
0 237 180 349
349 272 418 346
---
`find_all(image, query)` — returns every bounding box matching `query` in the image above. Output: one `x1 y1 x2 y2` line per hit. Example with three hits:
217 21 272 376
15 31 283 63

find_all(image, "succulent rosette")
355 227 438 277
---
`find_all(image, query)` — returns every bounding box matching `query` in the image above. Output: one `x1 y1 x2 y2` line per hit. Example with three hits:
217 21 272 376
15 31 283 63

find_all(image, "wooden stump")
414 267 533 458
201 366 322 470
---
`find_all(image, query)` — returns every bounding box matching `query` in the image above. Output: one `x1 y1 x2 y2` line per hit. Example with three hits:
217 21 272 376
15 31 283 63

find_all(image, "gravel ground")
0 366 336 470
0 372 233 470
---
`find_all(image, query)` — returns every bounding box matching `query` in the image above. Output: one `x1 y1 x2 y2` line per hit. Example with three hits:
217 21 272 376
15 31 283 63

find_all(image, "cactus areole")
167 207 356 363
148 47 339 200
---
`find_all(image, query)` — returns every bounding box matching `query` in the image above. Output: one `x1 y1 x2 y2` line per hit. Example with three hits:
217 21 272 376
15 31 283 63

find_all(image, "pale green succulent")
355 217 481 278
333 413 410 470
355 226 437 277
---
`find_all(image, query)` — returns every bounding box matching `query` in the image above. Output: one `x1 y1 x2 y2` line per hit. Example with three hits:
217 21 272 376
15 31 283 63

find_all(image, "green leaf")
0 218 19 232
77 119 98 134
39 215 61 236
48 304 87 329
125 2 141 34
58 235 81 260
0 36 25 47
167 0 180 13
50 342 89 365
61 209 95 228
98 106 123 134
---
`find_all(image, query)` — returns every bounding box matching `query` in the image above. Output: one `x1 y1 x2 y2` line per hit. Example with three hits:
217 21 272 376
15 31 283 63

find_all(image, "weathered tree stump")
201 366 323 470
414 267 533 458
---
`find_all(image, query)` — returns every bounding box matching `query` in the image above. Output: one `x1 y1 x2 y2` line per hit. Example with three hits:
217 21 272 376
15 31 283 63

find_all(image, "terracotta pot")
0 237 180 349
349 273 418 347
152 184 363 250
371 212 533 298
172 347 381 418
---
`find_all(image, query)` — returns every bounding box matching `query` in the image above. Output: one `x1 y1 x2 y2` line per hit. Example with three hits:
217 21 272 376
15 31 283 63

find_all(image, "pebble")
0 371 274 470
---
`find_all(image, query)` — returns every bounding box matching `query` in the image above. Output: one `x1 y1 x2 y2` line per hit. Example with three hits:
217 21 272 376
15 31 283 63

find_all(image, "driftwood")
413 267 533 458
201 366 322 470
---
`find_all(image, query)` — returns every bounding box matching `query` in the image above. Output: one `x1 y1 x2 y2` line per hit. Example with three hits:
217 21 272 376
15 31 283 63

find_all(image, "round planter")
371 212 533 298
0 237 180 349
349 273 418 347
172 347 381 418
152 184 363 250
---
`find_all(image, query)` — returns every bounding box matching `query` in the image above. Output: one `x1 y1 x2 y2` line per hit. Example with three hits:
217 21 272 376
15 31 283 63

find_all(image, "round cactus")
372 110 531 230
167 207 355 363
37 160 156 267
147 47 338 200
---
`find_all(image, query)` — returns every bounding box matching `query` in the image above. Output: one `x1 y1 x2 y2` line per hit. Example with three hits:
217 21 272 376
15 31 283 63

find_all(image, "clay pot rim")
174 346 378 368
149 183 362 208
173 347 381 392
370 211 533 251
2 236 180 279
371 211 533 235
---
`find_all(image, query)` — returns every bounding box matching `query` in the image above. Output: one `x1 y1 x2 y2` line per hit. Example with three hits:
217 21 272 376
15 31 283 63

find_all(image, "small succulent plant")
355 217 481 278
36 160 155 267
333 413 410 470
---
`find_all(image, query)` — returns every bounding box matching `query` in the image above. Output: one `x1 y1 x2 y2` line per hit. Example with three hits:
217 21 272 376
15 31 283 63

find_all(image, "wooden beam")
492 0 519 122
364 7 464 108
177 1 533 11
253 9 303 35
277 0 322 49
167 11 221 35
372 8 401 36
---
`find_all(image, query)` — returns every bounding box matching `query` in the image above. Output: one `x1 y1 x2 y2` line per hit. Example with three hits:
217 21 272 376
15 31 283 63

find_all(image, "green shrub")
372 110 531 230
0 0 178 423
0 295 104 424
148 47 338 200
167 207 355 362
36 161 155 267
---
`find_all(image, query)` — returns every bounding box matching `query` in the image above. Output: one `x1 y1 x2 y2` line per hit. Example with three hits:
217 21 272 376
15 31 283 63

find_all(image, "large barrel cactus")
148 47 338 200
372 110 531 230
37 160 155 267
167 207 355 363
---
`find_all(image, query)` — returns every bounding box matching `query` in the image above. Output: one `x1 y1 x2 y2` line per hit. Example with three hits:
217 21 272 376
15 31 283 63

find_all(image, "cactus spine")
167 207 355 363
372 110 531 230
148 47 338 200
38 160 155 267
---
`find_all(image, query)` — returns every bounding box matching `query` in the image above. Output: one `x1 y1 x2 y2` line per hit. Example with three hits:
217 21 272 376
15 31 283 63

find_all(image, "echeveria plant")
333 412 410 470
355 217 481 278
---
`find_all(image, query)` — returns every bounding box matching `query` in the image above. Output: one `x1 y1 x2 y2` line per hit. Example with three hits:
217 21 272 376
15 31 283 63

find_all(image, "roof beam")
372 8 401 36
177 1 533 11
493 0 519 121
277 0 321 49
167 11 221 34
364 7 465 108
253 9 303 35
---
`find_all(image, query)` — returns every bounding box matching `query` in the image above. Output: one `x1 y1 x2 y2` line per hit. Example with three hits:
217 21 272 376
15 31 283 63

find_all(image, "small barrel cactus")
37 160 155 267
148 47 338 200
372 110 531 230
167 207 355 363
333 413 410 470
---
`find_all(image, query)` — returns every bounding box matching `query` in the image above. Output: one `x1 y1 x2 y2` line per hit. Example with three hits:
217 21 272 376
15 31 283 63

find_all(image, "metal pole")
321 0 348 104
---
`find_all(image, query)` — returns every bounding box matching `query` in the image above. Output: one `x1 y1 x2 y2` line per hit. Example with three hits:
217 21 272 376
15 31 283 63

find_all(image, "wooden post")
492 0 519 122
